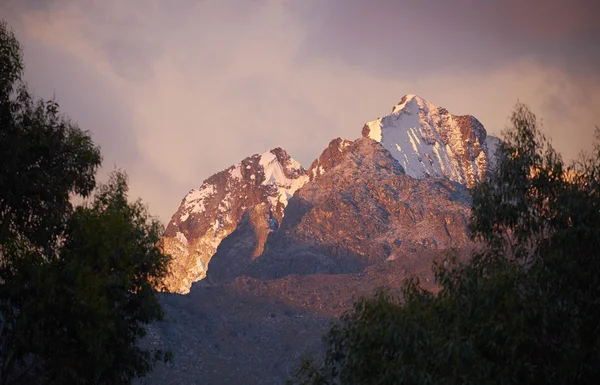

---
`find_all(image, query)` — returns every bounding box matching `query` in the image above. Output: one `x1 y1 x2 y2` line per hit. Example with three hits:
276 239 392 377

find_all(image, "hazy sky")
2 0 599 222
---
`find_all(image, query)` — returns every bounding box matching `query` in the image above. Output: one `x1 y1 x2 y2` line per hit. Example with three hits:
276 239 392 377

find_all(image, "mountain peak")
391 94 438 114
362 94 495 187
161 147 308 293
308 137 354 180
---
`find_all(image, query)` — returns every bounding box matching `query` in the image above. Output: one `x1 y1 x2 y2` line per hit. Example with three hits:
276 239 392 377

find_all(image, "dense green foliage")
290 104 600 385
0 20 171 384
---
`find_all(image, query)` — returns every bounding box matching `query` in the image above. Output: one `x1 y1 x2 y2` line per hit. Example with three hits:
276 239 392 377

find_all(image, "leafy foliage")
0 20 171 384
0 20 101 254
30 171 171 384
290 103 600 385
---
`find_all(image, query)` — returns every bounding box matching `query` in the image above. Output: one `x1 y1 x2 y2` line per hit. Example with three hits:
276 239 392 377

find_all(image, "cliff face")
307 137 354 181
203 202 273 284
161 148 308 293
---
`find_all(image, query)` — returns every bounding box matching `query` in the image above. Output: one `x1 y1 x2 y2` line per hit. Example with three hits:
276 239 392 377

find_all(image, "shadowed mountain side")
205 203 274 284
141 249 470 385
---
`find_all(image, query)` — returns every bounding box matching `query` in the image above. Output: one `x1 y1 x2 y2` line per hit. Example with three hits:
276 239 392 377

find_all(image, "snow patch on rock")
184 184 216 214
259 151 309 208
175 231 188 247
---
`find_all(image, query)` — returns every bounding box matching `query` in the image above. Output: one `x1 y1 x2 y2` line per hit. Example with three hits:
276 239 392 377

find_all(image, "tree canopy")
290 104 600 385
0 20 171 384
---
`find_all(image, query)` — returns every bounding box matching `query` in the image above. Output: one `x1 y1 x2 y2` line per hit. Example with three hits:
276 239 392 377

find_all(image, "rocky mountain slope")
161 148 308 293
141 249 468 385
146 94 499 383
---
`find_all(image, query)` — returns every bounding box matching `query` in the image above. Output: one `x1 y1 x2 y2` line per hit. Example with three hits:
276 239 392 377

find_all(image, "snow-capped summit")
390 94 424 115
362 94 495 187
258 148 309 207
160 94 498 294
160 148 308 293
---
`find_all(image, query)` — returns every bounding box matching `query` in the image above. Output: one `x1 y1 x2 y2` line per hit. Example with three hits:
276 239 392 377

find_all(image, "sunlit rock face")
161 148 308 293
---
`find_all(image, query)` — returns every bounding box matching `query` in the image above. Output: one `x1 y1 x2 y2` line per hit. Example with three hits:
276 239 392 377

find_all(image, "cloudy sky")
3 0 599 222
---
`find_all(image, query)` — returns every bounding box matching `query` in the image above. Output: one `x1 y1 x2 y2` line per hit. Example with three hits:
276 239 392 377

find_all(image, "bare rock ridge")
161 94 497 293
161 148 308 293
307 137 353 181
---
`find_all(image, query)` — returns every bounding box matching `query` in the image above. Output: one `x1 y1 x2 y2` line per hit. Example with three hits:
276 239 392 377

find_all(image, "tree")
23 171 171 384
0 22 100 252
289 104 600 385
0 20 171 384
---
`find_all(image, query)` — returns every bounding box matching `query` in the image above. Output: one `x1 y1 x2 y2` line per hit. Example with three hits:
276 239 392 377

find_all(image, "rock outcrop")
161 149 308 293
307 137 353 181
